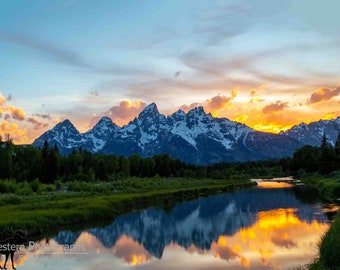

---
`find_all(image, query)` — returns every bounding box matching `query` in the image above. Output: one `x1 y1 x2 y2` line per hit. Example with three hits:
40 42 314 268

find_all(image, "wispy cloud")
33 113 52 120
249 88 265 103
0 32 154 76
192 2 252 45
26 117 49 130
0 32 91 68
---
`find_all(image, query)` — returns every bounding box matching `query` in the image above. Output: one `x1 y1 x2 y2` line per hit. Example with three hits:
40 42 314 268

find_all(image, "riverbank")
301 175 340 270
0 177 256 238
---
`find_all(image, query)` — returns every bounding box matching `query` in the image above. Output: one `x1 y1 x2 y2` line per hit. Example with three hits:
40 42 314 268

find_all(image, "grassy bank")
0 177 255 237
301 175 340 270
302 174 340 201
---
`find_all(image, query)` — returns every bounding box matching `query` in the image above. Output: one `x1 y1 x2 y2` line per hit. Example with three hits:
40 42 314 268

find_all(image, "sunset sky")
1 0 340 144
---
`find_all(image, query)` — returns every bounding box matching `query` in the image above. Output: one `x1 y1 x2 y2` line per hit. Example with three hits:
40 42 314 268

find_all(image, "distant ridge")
33 103 340 165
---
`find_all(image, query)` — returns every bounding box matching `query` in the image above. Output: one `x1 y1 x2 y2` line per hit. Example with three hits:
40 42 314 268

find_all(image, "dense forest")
0 132 339 185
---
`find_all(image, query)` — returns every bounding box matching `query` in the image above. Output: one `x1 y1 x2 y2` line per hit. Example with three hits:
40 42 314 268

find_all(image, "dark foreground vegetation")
0 133 340 268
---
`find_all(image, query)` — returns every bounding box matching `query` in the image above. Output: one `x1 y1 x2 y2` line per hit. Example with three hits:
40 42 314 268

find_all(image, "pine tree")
318 133 335 174
334 132 340 168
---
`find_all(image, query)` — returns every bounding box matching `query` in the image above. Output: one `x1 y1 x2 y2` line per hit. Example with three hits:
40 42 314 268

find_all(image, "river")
9 182 338 270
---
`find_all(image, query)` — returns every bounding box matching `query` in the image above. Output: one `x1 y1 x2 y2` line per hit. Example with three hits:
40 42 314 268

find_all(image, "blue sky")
1 0 340 143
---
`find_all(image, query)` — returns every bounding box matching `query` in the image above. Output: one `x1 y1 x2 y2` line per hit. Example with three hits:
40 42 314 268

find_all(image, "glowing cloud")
309 86 340 104
90 100 147 127
205 93 236 116
322 113 337 120
249 88 265 103
0 121 28 143
7 105 26 121
262 101 288 114
0 93 6 106
179 102 201 112
179 90 238 116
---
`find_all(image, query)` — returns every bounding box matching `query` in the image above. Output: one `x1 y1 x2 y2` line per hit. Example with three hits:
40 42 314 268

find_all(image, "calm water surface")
10 182 339 270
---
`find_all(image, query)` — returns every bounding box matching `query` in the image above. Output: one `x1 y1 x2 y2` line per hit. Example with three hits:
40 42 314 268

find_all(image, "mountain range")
32 103 340 165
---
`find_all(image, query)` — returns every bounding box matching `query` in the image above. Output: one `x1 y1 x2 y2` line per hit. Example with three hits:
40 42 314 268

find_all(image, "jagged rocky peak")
136 103 167 129
93 116 119 130
188 106 206 117
97 116 113 124
34 102 340 164
168 109 186 122
186 106 213 127
139 103 159 118
54 119 79 134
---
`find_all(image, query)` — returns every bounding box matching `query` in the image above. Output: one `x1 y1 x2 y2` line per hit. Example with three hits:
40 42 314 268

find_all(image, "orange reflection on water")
77 233 152 265
256 181 293 189
112 235 151 265
212 237 250 267
0 253 27 268
211 208 329 269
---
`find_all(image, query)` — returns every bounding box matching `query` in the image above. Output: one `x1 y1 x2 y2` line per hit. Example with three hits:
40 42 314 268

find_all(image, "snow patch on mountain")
32 103 339 164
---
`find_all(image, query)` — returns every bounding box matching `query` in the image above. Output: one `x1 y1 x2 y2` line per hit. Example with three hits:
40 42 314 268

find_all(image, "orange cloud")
0 121 28 143
309 86 340 104
179 102 201 112
0 92 26 121
90 100 147 126
7 105 26 120
234 114 249 122
0 93 6 106
249 89 265 103
0 92 52 143
262 101 288 114
211 237 250 267
205 94 236 116
322 112 338 120
179 90 238 116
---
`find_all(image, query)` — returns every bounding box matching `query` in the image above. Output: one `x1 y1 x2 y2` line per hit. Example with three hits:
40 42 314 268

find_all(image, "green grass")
301 174 340 201
301 175 340 270
0 177 255 237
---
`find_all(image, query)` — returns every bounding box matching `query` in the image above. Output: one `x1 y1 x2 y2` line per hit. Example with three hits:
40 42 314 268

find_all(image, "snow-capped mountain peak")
33 103 340 164
283 116 340 146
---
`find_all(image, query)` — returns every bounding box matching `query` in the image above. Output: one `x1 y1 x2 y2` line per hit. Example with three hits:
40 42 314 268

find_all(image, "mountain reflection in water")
18 182 336 270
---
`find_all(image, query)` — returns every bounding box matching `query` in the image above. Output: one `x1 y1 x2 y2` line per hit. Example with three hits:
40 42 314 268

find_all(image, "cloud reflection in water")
21 184 333 269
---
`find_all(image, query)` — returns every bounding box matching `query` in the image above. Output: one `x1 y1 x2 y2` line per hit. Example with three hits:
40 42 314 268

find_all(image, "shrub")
30 178 40 193
17 181 33 195
66 181 93 192
0 179 18 193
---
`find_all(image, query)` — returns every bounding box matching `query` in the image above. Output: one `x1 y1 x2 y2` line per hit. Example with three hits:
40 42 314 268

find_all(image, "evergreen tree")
129 154 142 177
318 133 335 174
0 135 14 178
96 159 107 180
40 141 59 183
335 132 340 167
120 156 130 177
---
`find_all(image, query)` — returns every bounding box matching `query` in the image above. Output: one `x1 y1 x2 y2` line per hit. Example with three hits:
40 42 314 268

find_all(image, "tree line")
281 133 340 176
0 132 339 184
